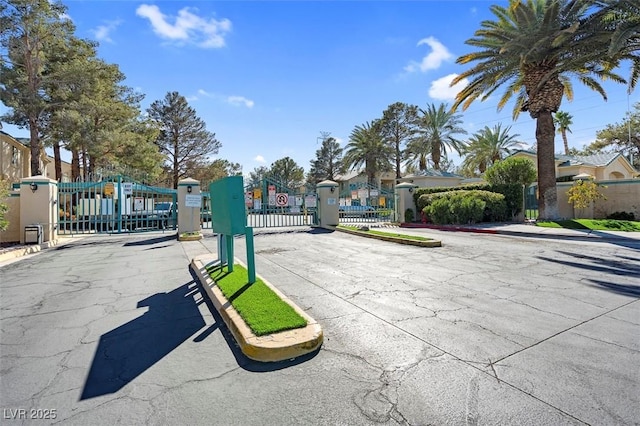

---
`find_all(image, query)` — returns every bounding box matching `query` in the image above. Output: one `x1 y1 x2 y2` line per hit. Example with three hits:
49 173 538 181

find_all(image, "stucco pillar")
20 176 58 244
316 180 339 228
395 182 418 223
177 178 202 240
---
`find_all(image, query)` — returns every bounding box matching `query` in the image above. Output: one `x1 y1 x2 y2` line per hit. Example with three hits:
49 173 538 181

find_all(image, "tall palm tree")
409 103 467 171
553 111 573 155
462 124 522 174
452 0 627 219
343 121 393 186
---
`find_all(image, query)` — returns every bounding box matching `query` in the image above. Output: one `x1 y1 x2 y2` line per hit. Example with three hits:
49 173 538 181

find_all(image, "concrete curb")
335 226 442 247
0 239 62 263
399 223 640 242
190 254 323 362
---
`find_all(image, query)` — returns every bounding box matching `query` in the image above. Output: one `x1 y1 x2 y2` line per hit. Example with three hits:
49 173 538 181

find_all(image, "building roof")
510 149 623 167
404 169 462 178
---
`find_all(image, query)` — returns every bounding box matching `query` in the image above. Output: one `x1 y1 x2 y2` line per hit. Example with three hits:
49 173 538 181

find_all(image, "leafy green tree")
268 157 304 190
380 102 419 179
247 166 269 189
191 159 242 187
452 0 628 220
307 135 343 185
147 91 221 189
343 121 393 186
0 179 9 231
567 179 606 212
484 157 537 186
461 124 522 175
553 111 573 155
587 102 639 168
410 103 466 171
0 0 78 176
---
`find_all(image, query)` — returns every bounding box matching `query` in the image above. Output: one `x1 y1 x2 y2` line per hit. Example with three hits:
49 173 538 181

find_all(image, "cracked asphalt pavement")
0 228 638 425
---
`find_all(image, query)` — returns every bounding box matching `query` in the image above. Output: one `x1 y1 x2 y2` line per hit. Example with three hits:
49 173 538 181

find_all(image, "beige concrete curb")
0 239 61 263
335 226 442 247
190 254 323 362
178 232 203 241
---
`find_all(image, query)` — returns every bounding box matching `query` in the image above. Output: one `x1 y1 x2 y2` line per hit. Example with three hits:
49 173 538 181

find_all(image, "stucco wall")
1 194 21 243
556 179 640 219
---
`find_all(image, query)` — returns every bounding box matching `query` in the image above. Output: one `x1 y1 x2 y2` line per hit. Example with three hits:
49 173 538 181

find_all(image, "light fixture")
29 182 38 192
330 187 335 193
408 187 414 193
187 185 192 193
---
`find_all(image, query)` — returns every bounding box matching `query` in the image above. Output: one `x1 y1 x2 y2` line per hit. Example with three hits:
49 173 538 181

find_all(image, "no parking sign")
276 193 289 206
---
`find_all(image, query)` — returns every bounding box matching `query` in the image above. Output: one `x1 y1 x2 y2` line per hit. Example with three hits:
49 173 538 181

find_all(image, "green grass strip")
536 219 640 232
206 263 307 336
338 225 431 241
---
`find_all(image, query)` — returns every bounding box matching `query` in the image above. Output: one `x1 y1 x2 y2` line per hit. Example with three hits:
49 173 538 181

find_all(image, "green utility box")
209 175 246 235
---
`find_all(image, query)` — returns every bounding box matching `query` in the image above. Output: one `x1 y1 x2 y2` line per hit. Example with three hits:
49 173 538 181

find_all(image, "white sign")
185 194 202 208
268 194 276 206
276 193 289 206
327 197 337 205
358 189 368 199
253 199 262 210
305 194 317 208
122 182 133 195
268 185 276 196
290 206 300 214
370 189 379 197
295 196 303 206
133 197 144 211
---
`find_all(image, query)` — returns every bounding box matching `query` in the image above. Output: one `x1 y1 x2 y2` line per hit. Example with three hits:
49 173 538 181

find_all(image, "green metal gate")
524 184 538 220
58 175 177 234
338 182 395 224
244 178 317 228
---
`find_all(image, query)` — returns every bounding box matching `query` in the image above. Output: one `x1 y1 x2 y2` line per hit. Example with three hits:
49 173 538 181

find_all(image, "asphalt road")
0 228 638 425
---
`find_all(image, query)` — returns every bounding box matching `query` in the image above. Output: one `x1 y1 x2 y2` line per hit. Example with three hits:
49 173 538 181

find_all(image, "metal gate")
244 178 317 228
524 184 538 220
58 175 177 234
338 182 395 224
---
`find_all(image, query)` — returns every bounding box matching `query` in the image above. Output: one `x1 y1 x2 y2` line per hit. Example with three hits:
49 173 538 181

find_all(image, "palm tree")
462 124 522 174
343 121 393 186
452 0 627 219
408 103 467 171
553 111 573 155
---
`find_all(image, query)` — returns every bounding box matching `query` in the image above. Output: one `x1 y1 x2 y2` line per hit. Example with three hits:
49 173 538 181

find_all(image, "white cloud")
428 73 468 101
404 36 453 73
197 89 215 97
227 96 254 108
136 4 231 48
91 20 122 43
254 155 266 163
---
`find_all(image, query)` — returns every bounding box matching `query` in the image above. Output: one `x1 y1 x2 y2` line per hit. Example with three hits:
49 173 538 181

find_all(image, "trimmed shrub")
427 197 453 224
422 190 504 224
404 208 415 223
606 211 635 221
414 183 522 218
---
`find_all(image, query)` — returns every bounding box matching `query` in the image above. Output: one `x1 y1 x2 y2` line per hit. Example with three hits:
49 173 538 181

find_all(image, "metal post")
117 175 122 233
245 227 256 284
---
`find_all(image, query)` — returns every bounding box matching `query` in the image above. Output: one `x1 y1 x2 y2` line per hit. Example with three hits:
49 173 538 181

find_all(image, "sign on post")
185 194 202 208
276 193 289 207
104 182 114 196
122 182 133 195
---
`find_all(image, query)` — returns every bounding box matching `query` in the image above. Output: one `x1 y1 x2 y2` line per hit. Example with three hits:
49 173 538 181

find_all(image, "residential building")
0 130 72 182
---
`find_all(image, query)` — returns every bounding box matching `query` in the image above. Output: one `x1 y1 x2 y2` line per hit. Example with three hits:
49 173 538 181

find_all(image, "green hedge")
419 190 508 224
414 183 522 217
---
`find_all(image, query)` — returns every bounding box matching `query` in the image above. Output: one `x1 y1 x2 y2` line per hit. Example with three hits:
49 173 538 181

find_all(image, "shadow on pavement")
189 267 320 372
586 279 640 298
539 250 640 277
123 235 176 247
80 280 206 400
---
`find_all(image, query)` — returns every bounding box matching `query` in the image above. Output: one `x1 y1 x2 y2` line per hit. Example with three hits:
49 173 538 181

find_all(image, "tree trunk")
53 141 62 181
536 112 559 219
29 118 41 176
562 130 569 155
432 143 441 170
395 140 401 179
81 147 88 181
71 149 80 181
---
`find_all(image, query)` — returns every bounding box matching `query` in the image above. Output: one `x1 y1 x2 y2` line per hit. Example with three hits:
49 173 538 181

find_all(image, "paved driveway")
0 229 638 425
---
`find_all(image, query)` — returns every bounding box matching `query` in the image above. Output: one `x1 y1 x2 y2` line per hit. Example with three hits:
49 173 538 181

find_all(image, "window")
11 146 19 166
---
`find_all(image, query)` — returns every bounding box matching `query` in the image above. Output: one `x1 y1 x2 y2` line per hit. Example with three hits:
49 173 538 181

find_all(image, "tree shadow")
536 251 640 277
188 267 321 372
80 280 206 400
586 279 640 298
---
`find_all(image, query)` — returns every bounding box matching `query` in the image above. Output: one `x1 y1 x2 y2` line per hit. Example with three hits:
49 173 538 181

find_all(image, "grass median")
206 263 307 336
536 219 640 232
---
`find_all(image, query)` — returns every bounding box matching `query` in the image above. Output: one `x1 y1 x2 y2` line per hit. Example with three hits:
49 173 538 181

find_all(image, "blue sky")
1 0 638 176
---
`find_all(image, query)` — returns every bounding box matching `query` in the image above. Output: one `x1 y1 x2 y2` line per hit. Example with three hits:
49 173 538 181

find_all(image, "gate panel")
58 175 177 234
244 178 317 228
524 185 538 220
338 182 395 224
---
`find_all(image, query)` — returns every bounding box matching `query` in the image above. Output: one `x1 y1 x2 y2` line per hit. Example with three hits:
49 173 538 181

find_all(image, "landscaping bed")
536 219 640 232
336 225 442 247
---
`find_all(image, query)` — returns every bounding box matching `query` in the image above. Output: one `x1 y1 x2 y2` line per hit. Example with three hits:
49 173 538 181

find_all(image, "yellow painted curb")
190 254 323 362
178 233 203 241
335 227 442 247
